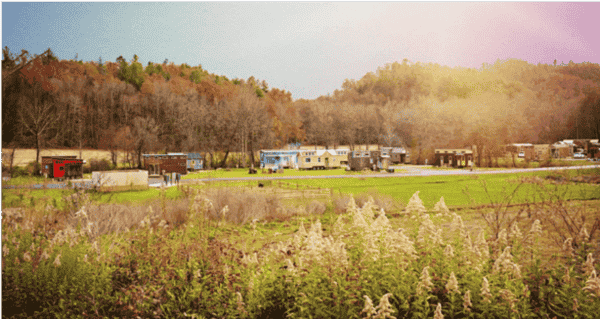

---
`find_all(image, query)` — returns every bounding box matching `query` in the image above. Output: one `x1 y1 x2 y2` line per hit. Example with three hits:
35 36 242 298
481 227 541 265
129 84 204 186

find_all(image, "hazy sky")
2 2 599 100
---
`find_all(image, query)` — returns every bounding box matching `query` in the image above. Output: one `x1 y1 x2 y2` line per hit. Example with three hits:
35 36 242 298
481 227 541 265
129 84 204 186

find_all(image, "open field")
4 168 599 210
3 176 600 318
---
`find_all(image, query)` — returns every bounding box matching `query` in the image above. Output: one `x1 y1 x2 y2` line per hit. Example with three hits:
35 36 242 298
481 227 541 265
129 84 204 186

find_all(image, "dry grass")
333 190 404 215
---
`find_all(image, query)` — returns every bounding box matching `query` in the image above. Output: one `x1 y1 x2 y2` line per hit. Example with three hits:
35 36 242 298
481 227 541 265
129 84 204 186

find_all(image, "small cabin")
297 149 349 170
259 150 300 169
41 156 84 180
187 153 203 171
348 150 388 171
143 153 187 176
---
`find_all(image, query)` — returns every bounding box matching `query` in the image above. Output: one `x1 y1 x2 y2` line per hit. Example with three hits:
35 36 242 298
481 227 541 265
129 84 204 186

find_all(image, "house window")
318 158 321 162
60 166 64 171
306 158 311 163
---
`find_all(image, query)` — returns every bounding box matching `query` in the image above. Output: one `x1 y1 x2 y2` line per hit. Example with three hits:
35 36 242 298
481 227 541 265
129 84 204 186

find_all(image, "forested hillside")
3 47 600 168
2 47 302 169
295 59 600 163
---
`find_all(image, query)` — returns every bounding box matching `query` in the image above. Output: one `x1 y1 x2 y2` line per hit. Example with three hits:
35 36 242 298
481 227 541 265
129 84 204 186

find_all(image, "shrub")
84 158 114 173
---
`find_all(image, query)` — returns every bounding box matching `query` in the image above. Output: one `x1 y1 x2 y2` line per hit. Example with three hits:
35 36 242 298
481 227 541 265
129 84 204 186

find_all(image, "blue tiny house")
259 150 301 169
186 153 203 171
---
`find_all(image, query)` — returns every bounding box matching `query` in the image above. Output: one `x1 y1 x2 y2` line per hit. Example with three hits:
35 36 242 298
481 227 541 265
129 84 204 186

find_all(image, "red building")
41 156 84 180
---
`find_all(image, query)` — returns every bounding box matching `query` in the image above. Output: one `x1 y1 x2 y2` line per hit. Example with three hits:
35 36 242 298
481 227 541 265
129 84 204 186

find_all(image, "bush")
84 158 114 174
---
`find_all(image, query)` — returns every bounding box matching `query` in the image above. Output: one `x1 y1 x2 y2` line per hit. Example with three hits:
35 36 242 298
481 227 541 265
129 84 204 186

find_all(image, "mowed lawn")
182 168 387 179
3 169 598 209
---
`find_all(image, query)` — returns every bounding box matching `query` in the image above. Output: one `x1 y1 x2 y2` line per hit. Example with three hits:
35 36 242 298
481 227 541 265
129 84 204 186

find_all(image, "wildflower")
444 244 454 258
285 259 295 273
584 253 595 276
496 229 508 248
563 267 571 284
499 289 517 312
220 205 229 219
417 266 434 295
30 242 35 251
23 252 32 262
14 257 20 265
2 244 8 257
481 277 493 303
158 220 167 229
508 223 522 244
433 303 444 319
374 293 395 319
236 292 248 316
475 229 490 260
463 290 472 312
405 191 426 215
493 246 521 278
563 238 575 257
75 206 87 219
83 254 88 263
578 225 589 243
361 295 377 318
446 272 460 294
583 270 600 297
433 196 450 216
53 254 61 267
41 249 50 260
529 220 542 236
573 298 579 312
431 227 444 245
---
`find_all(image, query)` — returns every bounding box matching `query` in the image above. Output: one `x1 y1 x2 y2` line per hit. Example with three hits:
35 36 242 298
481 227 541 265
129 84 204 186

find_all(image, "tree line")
3 47 599 173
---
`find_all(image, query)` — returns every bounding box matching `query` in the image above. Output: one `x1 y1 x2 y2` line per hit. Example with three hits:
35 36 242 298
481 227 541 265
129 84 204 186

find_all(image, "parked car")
574 153 585 158
518 152 525 158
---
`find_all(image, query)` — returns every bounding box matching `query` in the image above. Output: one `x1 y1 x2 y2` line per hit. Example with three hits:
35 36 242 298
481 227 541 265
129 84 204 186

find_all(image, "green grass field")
182 167 405 179
3 167 598 209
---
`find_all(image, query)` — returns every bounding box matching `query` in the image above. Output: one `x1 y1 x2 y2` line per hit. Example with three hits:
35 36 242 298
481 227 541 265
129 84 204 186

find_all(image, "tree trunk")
9 146 16 177
249 138 255 168
219 150 231 168
35 133 41 174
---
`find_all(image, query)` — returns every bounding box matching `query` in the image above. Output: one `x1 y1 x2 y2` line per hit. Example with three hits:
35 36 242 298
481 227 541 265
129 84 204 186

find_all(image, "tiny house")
382 147 408 164
297 149 349 170
348 150 388 171
41 156 84 180
143 153 187 176
259 150 301 169
434 149 473 168
186 153 203 171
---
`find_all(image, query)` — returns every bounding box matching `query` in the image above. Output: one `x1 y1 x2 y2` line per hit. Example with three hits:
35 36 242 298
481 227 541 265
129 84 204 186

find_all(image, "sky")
2 2 599 100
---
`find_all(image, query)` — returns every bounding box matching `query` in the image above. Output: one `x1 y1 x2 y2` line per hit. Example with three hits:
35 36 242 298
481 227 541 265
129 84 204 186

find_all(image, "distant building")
434 149 473 168
186 153 203 171
505 143 535 160
348 150 389 171
142 153 187 175
297 149 349 170
41 156 84 180
259 149 301 169
532 144 551 161
381 147 408 164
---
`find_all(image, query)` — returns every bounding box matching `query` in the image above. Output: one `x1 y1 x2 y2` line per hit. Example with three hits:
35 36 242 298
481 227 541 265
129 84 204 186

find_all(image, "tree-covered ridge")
296 59 600 163
2 48 303 169
3 46 600 168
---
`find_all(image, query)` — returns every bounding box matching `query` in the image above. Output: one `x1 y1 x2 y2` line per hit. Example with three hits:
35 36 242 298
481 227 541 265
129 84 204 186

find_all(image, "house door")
325 157 329 168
